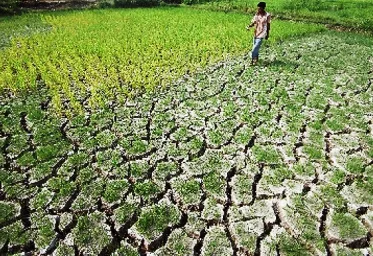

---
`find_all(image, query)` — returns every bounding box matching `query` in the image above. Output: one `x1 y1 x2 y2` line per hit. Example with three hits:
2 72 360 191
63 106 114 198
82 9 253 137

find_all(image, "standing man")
246 2 271 65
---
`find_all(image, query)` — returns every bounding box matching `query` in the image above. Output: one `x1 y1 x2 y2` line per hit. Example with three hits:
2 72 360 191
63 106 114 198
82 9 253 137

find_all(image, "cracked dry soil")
1 33 373 255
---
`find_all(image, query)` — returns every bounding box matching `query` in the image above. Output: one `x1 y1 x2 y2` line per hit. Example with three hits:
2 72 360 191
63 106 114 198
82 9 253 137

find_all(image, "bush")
114 0 160 7
0 0 21 14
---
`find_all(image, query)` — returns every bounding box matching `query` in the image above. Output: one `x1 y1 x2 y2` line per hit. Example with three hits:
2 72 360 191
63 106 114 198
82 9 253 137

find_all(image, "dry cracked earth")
1 33 373 256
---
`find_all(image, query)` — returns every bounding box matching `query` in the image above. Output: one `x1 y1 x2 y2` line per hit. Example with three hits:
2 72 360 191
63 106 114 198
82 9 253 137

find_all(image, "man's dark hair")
257 2 266 8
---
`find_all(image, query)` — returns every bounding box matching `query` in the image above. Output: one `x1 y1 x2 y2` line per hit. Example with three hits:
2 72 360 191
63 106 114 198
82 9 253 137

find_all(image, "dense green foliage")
0 7 324 115
195 0 373 31
0 0 20 14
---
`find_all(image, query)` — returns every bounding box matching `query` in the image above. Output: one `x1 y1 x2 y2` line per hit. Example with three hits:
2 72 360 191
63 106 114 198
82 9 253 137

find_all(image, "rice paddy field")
1 4 373 256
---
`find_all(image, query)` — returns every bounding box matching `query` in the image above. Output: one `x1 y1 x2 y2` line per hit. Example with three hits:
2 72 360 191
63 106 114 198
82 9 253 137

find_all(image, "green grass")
0 7 325 114
194 0 373 31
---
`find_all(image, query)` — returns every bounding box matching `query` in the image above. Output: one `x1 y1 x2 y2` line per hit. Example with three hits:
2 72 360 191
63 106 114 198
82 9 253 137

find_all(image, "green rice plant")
330 212 367 240
0 8 325 114
30 189 53 210
72 212 111 254
154 161 179 180
54 243 75 256
31 213 56 249
114 203 139 224
329 168 346 185
252 144 281 164
346 156 365 174
103 179 129 203
113 242 138 256
319 184 347 212
292 162 315 177
134 180 161 199
278 233 311 256
0 221 33 249
203 171 226 198
0 201 18 223
136 203 181 240
173 178 201 205
303 145 323 161
129 160 150 179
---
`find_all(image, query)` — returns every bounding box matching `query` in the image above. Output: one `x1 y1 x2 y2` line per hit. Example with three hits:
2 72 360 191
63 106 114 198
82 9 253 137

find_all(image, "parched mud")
1 33 373 255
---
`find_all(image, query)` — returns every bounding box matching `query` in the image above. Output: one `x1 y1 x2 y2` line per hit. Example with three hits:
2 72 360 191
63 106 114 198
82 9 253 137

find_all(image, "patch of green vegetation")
207 129 224 145
30 189 53 210
325 118 345 132
172 126 189 141
203 171 226 198
16 151 36 167
346 156 365 174
288 195 325 251
223 101 237 117
72 180 105 211
202 226 233 256
331 212 367 240
202 198 224 221
156 229 194 256
233 173 253 204
95 130 116 148
0 14 50 49
234 126 253 145
32 213 55 249
330 169 346 184
0 201 18 223
7 134 28 156
154 161 178 180
231 221 258 254
335 246 363 256
134 180 161 199
114 202 139 224
292 162 315 177
54 243 75 256
103 179 129 203
136 203 180 240
303 145 323 161
73 212 110 254
173 179 201 205
183 136 204 154
48 177 76 197
121 138 149 155
354 177 373 204
0 221 33 248
319 185 347 212
278 233 311 256
114 242 138 256
77 167 96 185
252 145 281 164
266 166 293 185
129 160 150 178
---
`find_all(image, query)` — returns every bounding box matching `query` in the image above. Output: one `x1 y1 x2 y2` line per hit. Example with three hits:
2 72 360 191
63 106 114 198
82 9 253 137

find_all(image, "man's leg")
251 38 263 64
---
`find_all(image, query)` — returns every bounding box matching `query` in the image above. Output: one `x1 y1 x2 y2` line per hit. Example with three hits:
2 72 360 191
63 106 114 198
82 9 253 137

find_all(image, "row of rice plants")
0 7 325 114
194 0 373 31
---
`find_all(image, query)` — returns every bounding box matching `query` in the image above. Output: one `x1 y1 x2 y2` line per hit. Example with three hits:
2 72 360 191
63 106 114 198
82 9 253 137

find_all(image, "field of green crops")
1 5 373 256
195 0 373 31
0 8 325 115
